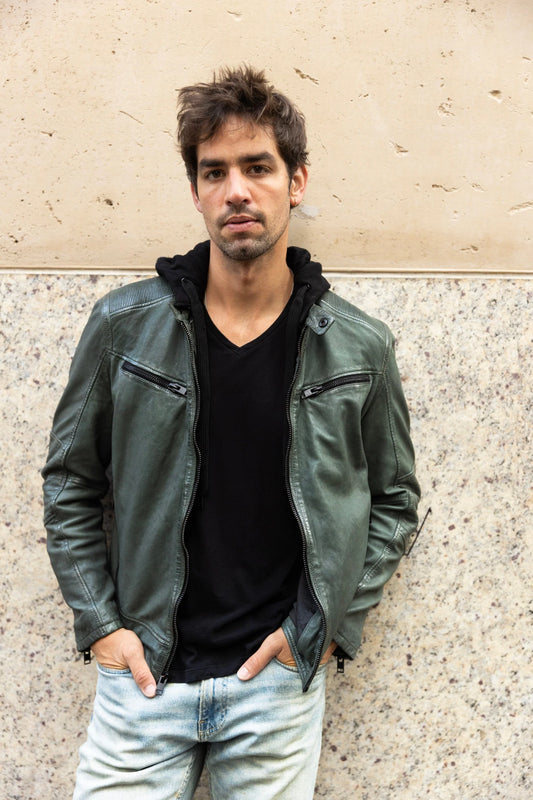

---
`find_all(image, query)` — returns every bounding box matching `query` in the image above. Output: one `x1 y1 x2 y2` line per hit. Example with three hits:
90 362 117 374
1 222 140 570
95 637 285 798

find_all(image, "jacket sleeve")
42 297 123 651
333 332 420 659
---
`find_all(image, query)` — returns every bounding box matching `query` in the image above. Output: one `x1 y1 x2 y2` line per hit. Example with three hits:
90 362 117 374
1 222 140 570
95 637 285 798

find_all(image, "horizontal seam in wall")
2 266 533 279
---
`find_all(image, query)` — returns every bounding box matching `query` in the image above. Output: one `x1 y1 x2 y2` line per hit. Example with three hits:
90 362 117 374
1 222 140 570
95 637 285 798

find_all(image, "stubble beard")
213 207 290 263
217 233 278 262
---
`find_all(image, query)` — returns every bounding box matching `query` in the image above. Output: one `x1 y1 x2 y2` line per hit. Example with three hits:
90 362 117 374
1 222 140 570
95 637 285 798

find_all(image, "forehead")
197 116 281 163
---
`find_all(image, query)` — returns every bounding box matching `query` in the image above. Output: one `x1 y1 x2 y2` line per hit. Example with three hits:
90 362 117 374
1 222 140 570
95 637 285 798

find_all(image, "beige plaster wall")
1 1 532 799
1 0 532 272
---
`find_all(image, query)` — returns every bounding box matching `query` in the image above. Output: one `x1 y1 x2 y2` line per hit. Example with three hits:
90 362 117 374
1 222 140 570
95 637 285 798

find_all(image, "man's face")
191 116 307 263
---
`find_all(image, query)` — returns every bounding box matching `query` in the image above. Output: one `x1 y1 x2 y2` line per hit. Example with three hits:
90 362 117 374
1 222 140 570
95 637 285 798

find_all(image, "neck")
204 239 294 346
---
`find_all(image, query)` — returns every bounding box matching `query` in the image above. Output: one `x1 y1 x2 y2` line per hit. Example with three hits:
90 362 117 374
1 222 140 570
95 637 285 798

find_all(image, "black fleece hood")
155 240 330 319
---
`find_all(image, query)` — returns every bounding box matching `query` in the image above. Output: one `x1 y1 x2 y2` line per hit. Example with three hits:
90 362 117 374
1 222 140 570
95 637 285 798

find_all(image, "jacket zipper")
154 322 201 695
285 327 328 691
302 372 370 399
121 361 187 396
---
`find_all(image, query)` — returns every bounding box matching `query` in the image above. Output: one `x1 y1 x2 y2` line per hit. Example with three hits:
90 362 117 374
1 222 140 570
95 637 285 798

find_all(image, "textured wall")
1 0 532 272
1 0 532 798
2 273 531 798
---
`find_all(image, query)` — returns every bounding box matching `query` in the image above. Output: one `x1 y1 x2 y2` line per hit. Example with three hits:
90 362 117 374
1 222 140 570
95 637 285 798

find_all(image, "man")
43 65 420 799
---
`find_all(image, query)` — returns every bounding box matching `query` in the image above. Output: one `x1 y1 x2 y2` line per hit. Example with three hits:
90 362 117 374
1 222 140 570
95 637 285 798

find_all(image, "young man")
43 66 420 799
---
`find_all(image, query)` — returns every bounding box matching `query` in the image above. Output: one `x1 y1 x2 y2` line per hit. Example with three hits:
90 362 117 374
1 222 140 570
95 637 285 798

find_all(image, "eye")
249 164 270 175
205 168 224 181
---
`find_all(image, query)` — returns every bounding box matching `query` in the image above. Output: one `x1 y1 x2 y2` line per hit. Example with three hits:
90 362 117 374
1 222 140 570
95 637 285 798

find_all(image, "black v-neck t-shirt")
168 303 302 683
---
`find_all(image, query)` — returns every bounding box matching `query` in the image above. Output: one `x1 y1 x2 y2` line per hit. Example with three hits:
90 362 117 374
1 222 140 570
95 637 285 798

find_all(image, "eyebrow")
198 151 276 170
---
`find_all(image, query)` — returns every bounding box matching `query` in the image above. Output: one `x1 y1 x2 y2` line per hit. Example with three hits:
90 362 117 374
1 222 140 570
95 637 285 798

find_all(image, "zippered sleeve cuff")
333 608 371 660
75 617 124 653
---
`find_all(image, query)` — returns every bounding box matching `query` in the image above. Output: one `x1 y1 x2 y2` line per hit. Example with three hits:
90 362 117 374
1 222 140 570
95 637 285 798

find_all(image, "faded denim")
73 659 327 799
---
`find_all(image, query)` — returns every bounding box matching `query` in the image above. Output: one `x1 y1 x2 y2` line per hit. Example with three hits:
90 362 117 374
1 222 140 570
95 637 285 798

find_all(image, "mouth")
223 215 260 233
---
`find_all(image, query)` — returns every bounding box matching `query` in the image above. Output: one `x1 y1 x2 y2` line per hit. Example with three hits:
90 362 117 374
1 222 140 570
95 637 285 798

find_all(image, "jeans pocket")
96 663 132 676
273 657 299 673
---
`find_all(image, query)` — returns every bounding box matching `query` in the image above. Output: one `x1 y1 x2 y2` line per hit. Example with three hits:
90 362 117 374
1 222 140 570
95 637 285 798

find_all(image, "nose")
225 168 251 206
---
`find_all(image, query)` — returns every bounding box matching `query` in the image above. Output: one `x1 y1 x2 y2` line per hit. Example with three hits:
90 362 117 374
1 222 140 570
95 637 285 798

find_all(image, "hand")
91 628 157 698
237 628 337 681
237 627 293 680
320 639 337 665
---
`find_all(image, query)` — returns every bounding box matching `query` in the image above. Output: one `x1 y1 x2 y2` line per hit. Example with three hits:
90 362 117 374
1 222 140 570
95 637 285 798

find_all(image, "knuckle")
135 671 151 686
246 653 262 670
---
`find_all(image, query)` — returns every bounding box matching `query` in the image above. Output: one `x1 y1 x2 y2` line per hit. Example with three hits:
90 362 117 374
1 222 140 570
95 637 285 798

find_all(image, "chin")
220 238 271 262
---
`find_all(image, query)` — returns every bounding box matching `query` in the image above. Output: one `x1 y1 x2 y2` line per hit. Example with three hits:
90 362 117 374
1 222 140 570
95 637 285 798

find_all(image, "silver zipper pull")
155 674 169 696
167 382 187 396
302 385 323 399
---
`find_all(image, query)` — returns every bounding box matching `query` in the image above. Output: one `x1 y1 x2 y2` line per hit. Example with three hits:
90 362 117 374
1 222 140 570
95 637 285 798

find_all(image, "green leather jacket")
43 276 420 691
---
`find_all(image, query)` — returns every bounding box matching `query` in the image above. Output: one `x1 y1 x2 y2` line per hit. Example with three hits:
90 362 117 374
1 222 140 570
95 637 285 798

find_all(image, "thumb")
125 644 157 698
237 630 285 681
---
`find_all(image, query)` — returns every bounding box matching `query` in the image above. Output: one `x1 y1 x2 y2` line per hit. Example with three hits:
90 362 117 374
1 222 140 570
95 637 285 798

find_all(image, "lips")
223 215 260 232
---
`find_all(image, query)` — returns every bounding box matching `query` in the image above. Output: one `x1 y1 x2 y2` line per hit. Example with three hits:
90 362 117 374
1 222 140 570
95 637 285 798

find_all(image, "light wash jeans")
73 658 327 799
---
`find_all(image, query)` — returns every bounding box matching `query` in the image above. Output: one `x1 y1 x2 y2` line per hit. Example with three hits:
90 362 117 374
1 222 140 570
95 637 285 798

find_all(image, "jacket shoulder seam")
319 294 389 344
106 278 174 317
109 292 174 318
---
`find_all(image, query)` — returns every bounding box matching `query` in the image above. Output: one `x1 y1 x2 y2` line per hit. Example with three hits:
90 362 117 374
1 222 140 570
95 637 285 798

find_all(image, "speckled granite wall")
2 273 531 799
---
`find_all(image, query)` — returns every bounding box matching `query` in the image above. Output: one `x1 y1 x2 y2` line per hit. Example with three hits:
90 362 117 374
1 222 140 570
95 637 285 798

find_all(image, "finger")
126 648 157 698
128 656 156 697
118 631 157 698
237 629 289 681
237 635 278 680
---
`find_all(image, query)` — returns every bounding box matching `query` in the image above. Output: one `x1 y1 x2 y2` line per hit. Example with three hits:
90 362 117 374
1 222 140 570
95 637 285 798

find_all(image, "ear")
289 165 308 208
190 182 202 213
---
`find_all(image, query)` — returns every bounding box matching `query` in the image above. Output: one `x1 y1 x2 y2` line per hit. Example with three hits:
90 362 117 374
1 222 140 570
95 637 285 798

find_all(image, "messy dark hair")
177 65 309 190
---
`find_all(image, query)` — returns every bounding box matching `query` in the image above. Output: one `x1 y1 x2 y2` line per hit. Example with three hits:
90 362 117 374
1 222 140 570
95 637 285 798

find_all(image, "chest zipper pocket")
301 373 370 399
121 360 187 397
